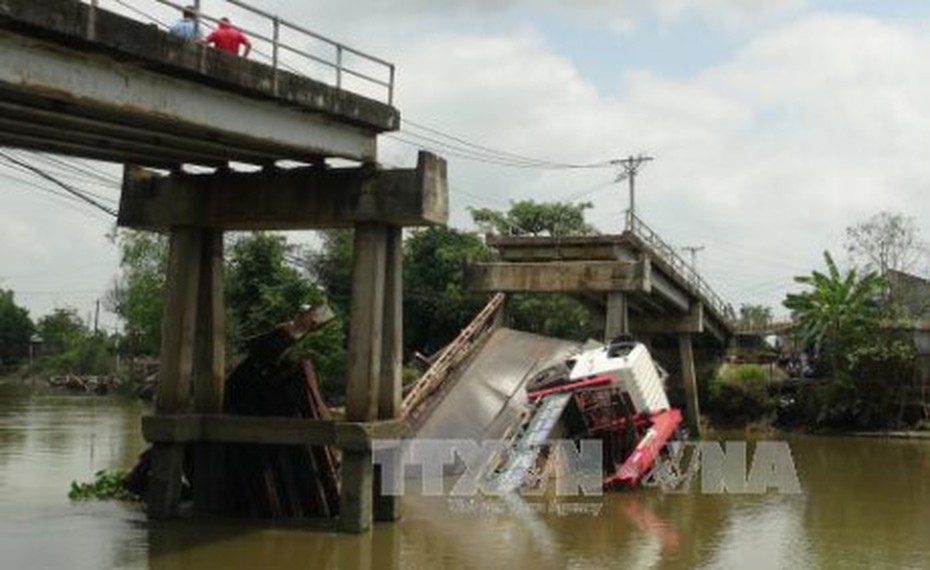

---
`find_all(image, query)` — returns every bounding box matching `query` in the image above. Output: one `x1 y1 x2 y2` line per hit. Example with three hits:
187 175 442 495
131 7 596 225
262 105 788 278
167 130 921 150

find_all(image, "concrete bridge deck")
0 0 397 166
467 218 736 345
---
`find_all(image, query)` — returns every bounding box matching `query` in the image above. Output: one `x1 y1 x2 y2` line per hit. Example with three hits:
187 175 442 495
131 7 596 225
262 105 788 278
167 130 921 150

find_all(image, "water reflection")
1 381 929 569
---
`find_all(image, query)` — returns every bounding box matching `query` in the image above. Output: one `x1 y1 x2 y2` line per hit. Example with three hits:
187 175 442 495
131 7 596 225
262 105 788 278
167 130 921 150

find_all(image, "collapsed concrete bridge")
463 215 737 435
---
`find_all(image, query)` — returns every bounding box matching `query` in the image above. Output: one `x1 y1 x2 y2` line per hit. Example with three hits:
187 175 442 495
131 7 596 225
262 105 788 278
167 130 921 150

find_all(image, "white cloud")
4 1 930 324
375 10 930 312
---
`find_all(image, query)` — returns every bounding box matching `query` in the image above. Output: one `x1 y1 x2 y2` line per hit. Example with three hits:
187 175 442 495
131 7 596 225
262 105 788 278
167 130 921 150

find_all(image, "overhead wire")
5 153 120 206
400 118 616 170
0 151 118 218
30 153 122 186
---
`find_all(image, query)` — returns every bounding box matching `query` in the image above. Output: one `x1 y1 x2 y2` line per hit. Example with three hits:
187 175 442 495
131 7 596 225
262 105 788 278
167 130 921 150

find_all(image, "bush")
707 364 776 425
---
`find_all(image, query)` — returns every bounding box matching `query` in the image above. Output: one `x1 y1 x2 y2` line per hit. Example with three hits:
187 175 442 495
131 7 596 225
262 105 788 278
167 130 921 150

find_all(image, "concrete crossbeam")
117 152 448 230
634 303 704 335
467 260 650 293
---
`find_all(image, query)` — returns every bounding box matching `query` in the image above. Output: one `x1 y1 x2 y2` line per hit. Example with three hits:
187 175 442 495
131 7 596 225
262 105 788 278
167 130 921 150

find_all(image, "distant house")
886 270 930 409
887 269 930 320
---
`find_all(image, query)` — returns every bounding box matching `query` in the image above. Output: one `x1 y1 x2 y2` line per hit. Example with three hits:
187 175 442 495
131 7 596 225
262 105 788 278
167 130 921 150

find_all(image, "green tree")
404 227 493 354
0 289 34 367
305 229 354 316
226 232 346 392
37 307 87 355
471 200 597 237
106 231 167 358
469 200 600 341
738 304 773 331
783 251 884 375
507 294 597 341
783 252 925 428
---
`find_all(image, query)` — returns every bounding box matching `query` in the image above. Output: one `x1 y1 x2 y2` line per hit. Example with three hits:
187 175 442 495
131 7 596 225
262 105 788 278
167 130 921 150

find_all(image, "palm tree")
783 251 885 376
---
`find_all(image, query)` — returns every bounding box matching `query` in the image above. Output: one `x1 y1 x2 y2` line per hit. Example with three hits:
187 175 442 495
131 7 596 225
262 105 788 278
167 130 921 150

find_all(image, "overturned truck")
403 293 685 493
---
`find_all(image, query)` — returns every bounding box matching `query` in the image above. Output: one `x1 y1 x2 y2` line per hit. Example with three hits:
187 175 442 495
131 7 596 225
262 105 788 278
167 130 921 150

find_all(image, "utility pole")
682 245 705 271
611 154 654 229
94 299 100 335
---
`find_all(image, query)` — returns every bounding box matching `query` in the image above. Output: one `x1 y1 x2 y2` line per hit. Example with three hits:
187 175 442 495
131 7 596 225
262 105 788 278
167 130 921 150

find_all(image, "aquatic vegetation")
68 469 139 502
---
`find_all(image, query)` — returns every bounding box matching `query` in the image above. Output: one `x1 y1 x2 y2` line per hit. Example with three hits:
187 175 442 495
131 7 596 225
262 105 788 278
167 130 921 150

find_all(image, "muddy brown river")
1 380 929 570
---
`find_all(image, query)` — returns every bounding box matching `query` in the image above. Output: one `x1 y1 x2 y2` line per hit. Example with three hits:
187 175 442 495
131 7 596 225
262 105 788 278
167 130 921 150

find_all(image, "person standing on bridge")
206 17 252 58
169 6 202 42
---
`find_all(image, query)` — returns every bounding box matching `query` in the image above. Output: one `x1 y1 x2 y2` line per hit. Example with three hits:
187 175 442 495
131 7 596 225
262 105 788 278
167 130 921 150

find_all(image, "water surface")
1 380 928 570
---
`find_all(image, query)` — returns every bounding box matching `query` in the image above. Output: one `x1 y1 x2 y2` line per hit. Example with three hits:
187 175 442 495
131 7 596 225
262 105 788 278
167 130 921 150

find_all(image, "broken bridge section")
466 215 737 437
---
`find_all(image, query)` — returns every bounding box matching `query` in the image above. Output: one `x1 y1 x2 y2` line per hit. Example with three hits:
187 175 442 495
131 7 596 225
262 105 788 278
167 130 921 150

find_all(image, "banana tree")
783 251 885 376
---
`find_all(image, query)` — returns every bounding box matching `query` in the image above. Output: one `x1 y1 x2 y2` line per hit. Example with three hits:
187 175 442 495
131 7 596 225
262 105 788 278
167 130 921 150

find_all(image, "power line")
0 151 118 218
401 118 615 170
4 153 120 206
30 152 122 186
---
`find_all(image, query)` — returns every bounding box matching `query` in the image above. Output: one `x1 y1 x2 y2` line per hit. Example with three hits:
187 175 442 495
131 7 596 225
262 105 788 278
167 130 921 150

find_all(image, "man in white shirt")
169 6 201 41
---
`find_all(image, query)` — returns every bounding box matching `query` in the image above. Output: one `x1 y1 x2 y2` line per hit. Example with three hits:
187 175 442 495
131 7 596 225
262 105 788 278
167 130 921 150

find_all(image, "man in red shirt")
206 17 251 57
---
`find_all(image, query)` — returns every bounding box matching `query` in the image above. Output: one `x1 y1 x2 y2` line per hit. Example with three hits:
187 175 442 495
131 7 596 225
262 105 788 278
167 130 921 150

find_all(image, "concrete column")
149 227 203 519
341 223 388 533
192 230 226 514
192 230 225 414
678 333 702 438
375 225 403 522
605 292 629 341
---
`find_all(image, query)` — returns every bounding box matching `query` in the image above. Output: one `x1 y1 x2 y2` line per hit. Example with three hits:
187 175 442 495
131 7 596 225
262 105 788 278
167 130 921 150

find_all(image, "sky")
2 0 930 331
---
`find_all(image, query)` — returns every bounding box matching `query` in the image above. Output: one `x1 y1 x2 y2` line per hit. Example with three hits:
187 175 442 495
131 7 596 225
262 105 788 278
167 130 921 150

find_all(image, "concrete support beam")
650 271 691 313
155 229 202 414
375 226 403 522
635 303 704 335
142 415 408 449
605 292 629 341
678 334 702 438
341 223 388 533
192 231 226 414
467 260 650 293
191 230 226 514
148 227 202 519
118 152 448 231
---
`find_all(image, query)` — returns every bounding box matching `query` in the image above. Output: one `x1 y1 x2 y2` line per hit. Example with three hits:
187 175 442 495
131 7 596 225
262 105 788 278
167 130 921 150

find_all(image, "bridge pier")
678 333 702 438
1 0 447 534
124 154 446 532
605 292 630 340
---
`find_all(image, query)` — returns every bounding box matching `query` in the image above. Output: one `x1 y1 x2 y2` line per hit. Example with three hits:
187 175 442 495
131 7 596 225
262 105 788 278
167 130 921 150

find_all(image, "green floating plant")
68 469 139 502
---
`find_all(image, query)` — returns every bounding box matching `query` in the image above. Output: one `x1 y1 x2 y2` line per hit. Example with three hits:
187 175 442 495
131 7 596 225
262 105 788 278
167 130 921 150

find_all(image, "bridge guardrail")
85 0 396 105
402 292 505 421
626 212 736 324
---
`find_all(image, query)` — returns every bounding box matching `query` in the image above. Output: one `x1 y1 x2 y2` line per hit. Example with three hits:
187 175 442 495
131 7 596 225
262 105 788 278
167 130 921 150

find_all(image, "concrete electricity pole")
611 154 654 229
682 245 705 271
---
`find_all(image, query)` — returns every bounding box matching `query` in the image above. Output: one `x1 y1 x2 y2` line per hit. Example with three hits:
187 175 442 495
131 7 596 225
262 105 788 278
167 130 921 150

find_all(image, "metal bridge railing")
626 211 737 323
84 0 396 105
